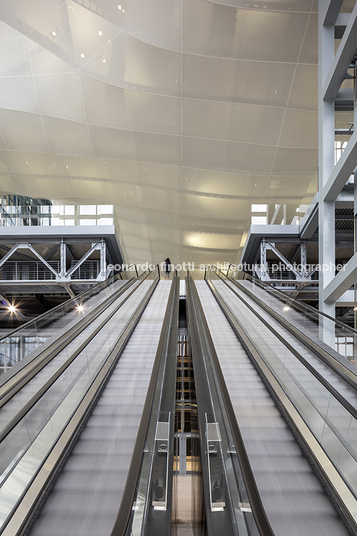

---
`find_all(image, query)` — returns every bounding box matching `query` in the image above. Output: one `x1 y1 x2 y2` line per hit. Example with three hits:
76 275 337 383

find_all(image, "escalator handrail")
0 269 161 536
187 273 276 536
0 267 154 406
204 271 357 533
0 270 131 342
210 266 357 385
228 266 357 336
110 274 178 536
205 272 357 432
0 267 160 444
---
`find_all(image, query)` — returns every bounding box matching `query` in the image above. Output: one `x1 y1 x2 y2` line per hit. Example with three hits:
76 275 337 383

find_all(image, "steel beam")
65 242 100 278
26 244 59 277
318 0 336 319
324 253 357 303
323 131 357 201
323 3 357 102
323 0 344 26
0 244 19 268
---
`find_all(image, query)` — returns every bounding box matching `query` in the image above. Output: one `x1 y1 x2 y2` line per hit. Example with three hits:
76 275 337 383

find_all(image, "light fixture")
283 306 290 312
80 53 85 58
103 59 107 63
8 305 17 313
52 31 56 36
118 4 122 9
77 304 85 312
98 31 102 35
353 307 357 311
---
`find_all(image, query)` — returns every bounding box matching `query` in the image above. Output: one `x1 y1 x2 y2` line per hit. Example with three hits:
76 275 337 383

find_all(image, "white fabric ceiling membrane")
0 0 349 272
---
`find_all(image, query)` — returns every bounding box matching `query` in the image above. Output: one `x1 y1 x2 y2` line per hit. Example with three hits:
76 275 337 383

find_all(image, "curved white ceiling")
0 0 337 268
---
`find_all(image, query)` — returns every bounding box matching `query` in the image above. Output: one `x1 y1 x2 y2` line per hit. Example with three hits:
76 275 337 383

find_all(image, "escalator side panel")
28 281 172 536
195 281 350 536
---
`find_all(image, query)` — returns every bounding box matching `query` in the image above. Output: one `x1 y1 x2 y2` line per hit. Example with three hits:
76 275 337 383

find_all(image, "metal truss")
0 238 108 298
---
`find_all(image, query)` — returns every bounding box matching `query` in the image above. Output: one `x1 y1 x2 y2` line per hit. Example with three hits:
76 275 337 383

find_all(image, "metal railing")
205 266 357 531
226 267 357 363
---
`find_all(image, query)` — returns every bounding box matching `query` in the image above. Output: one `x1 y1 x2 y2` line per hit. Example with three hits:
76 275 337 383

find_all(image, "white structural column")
319 0 357 319
318 0 336 318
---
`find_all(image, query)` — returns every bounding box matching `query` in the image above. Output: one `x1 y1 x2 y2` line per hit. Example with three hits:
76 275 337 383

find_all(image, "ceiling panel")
89 125 181 164
0 18 25 39
182 168 270 199
183 0 310 62
0 151 20 174
0 75 38 113
16 0 66 34
81 74 180 134
34 72 86 121
9 151 58 176
278 109 318 148
288 64 318 111
95 159 181 189
87 0 182 51
42 115 95 157
26 2 77 66
0 34 31 76
183 99 284 145
0 0 321 267
207 0 315 10
117 203 181 228
28 39 76 75
184 193 248 219
299 12 318 64
0 109 49 152
52 154 99 178
183 231 241 250
25 175 73 199
82 32 181 97
183 137 276 174
183 54 296 106
271 147 317 175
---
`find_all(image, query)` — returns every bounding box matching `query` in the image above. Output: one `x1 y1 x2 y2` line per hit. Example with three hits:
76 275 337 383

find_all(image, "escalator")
191 267 357 536
0 265 356 536
0 267 177 536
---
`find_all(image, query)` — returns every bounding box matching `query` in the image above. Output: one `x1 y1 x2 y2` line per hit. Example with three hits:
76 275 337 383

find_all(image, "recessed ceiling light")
98 31 102 35
8 305 17 313
81 53 85 58
52 31 56 36
283 306 290 312
103 59 106 63
118 4 122 9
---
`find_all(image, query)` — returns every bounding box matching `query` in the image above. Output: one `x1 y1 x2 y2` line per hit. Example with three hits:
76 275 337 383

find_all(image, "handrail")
0 268 161 536
206 271 357 434
204 269 357 533
0 270 132 342
110 274 178 536
0 268 159 445
126 264 139 277
0 266 159 405
208 266 357 388
228 267 357 336
187 272 275 536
